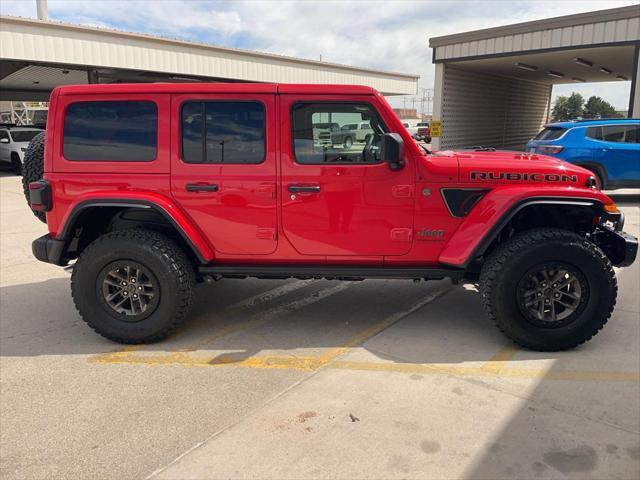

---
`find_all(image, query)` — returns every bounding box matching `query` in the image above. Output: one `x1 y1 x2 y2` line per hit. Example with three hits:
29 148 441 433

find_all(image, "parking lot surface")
1 172 638 479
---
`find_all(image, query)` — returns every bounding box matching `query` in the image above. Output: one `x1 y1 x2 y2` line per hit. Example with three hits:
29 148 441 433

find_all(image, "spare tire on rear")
21 131 47 223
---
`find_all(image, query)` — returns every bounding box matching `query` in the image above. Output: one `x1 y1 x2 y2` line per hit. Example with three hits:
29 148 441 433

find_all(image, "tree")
552 93 584 121
583 96 621 119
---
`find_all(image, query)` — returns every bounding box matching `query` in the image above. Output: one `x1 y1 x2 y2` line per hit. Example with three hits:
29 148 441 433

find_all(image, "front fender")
57 191 215 263
438 186 611 267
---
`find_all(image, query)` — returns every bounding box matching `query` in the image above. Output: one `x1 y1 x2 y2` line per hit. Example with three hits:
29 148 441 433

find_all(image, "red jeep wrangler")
24 83 637 351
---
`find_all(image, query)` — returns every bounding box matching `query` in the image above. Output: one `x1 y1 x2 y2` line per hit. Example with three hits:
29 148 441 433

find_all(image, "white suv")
0 126 44 174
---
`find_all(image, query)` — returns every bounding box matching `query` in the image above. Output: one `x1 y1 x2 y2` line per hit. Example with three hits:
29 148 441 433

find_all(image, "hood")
454 150 594 187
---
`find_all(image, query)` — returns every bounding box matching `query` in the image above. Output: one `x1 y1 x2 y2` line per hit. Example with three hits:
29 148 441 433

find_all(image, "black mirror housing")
380 133 404 170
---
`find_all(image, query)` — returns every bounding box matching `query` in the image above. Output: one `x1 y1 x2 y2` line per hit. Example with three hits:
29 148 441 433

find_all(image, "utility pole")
419 88 434 119
36 0 48 21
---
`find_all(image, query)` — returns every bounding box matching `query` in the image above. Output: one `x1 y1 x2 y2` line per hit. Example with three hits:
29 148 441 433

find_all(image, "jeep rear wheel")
71 229 195 344
479 228 617 351
21 131 46 223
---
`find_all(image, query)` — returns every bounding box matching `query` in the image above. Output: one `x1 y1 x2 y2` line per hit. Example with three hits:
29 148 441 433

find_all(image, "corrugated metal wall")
439 65 551 150
434 16 639 61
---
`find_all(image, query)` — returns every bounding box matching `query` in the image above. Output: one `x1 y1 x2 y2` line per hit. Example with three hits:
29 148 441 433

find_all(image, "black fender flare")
57 199 209 264
466 196 604 265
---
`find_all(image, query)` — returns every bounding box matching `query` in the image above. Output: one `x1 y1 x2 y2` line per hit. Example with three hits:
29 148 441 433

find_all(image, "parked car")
415 122 431 142
340 122 374 146
312 122 338 146
0 125 44 174
401 120 418 138
313 122 372 149
24 83 636 351
526 118 639 190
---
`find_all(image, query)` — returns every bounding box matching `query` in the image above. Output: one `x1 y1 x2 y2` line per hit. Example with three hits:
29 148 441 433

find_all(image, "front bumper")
592 227 638 267
32 234 67 266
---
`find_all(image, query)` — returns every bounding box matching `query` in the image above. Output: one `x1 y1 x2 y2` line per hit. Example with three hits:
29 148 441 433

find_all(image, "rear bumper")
32 234 67 266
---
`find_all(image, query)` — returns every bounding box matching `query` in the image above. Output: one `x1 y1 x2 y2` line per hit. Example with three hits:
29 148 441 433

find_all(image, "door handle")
186 183 218 192
288 185 321 193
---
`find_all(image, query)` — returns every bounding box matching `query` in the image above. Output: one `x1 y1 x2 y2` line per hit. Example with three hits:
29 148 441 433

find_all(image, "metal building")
429 5 640 150
0 15 418 102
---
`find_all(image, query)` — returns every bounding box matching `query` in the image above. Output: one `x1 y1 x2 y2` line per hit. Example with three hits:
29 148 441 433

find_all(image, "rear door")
590 123 640 182
171 93 277 255
279 95 414 257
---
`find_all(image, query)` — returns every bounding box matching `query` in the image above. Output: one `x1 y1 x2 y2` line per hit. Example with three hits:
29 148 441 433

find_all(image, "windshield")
534 127 566 141
9 130 41 143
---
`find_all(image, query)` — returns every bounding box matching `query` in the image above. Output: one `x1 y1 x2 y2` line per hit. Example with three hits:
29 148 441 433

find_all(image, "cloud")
1 0 636 109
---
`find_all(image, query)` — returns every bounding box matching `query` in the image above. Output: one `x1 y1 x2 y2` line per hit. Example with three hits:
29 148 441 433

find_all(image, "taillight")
537 145 564 154
28 180 52 212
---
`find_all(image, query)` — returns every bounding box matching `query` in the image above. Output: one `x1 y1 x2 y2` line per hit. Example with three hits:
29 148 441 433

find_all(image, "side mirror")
380 133 404 170
0 138 9 144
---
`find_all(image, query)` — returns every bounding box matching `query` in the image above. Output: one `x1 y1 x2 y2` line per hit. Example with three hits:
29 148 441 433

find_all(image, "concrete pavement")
1 172 638 479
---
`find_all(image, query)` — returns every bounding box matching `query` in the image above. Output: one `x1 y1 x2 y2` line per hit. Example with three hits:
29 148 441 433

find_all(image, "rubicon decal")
470 172 578 182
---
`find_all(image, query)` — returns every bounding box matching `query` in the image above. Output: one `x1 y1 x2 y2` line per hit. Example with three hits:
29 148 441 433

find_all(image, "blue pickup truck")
526 118 639 190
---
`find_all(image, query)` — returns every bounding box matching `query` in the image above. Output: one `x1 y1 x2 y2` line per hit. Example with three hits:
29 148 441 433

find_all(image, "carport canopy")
0 15 419 102
429 5 640 150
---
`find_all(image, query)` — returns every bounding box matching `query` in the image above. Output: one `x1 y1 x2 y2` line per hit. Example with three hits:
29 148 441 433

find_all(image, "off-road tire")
344 136 353 149
71 229 195 344
479 228 617 351
21 131 46 223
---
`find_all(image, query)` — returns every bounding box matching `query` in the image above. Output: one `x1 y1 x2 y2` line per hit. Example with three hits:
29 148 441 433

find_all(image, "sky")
1 0 636 111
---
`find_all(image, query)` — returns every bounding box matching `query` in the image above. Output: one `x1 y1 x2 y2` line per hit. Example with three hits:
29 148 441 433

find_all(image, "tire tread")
71 228 195 344
479 228 617 351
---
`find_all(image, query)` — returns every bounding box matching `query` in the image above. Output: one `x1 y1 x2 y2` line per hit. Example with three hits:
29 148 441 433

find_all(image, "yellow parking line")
88 284 640 383
90 282 353 366
313 287 453 366
90 280 318 363
329 360 640 383
186 281 350 352
481 345 518 374
90 350 640 382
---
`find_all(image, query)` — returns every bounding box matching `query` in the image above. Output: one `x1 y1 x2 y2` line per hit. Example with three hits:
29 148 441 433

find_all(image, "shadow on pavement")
1 276 508 365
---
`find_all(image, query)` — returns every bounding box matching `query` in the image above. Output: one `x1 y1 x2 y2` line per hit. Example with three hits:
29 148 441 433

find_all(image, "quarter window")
291 103 387 164
63 101 157 161
181 101 265 164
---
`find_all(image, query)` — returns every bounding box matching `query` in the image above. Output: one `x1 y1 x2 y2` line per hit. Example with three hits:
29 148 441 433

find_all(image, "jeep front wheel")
71 229 195 343
479 228 617 351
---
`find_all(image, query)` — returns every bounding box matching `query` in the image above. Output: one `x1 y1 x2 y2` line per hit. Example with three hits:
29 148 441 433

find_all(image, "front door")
593 123 640 183
171 94 277 255
279 96 414 256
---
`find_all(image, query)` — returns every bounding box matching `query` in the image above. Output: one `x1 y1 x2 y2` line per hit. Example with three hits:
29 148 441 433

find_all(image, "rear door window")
534 127 566 141
63 101 157 161
181 101 265 164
